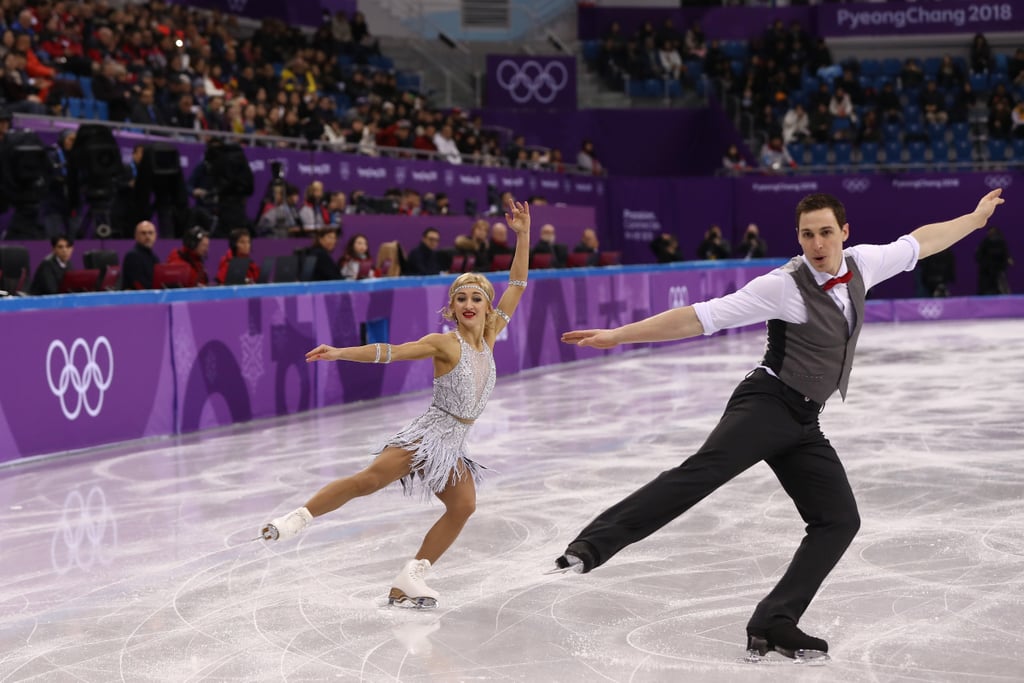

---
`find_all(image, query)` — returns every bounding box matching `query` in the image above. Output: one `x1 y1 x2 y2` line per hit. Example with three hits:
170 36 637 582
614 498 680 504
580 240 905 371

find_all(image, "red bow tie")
822 271 853 291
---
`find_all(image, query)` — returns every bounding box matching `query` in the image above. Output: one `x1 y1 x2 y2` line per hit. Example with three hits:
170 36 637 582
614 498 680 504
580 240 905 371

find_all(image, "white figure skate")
261 507 313 541
388 558 440 609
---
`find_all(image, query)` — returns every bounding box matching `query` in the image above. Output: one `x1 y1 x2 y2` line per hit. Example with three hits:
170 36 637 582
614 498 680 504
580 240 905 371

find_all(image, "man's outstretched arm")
561 306 704 349
911 188 1005 259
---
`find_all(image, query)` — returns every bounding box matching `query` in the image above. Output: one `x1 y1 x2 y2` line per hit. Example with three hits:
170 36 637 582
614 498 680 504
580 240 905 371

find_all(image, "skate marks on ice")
0 320 1022 681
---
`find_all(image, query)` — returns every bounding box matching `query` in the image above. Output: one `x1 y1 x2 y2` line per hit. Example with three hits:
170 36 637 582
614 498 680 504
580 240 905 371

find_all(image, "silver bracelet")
495 309 511 324
384 343 392 364
373 343 382 363
509 279 527 288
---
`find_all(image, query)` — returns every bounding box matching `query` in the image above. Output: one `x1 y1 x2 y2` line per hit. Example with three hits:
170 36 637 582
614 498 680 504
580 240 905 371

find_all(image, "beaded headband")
451 284 492 302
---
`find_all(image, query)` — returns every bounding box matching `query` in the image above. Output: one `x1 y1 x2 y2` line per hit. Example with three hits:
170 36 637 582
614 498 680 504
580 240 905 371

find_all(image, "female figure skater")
260 200 531 608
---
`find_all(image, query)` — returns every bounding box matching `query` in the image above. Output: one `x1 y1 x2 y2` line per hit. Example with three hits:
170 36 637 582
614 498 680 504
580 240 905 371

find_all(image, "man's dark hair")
795 193 846 228
422 227 440 238
228 227 250 253
51 234 74 248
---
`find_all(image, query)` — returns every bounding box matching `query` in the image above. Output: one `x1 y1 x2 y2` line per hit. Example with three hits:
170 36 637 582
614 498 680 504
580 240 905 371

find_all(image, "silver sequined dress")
376 331 496 498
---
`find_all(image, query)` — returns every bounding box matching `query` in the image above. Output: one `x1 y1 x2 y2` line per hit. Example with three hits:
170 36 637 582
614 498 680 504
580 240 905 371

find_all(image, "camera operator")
187 138 222 234
735 223 768 260
41 129 80 239
256 182 301 238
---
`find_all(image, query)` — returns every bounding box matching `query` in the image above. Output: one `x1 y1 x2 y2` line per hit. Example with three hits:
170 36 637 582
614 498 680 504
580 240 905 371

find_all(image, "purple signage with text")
818 1 1024 38
169 0 356 28
485 55 577 110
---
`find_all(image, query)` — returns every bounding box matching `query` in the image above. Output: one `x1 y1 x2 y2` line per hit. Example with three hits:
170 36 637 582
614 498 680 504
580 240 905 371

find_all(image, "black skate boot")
548 541 597 575
745 623 829 663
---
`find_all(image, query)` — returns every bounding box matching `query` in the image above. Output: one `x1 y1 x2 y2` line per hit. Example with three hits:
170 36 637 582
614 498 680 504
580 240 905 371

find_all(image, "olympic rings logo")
669 285 690 309
50 486 118 575
46 337 114 420
842 178 871 193
984 174 1012 189
495 59 570 104
917 302 944 319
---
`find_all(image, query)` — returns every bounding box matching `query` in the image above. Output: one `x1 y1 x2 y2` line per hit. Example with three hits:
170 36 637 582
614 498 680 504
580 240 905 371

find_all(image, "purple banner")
578 6 813 42
818 1 1024 38
485 56 577 110
0 305 173 460
169 0 355 28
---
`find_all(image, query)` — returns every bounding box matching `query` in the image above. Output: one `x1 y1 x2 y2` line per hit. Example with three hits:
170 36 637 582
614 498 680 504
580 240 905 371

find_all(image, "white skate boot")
388 559 440 609
261 507 313 541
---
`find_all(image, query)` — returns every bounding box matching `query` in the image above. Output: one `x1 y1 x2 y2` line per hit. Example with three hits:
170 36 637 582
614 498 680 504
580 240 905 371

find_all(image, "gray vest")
761 256 865 404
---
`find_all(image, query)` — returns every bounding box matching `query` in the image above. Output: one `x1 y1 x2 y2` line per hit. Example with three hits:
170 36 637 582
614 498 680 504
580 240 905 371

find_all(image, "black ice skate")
546 541 597 575
745 623 830 664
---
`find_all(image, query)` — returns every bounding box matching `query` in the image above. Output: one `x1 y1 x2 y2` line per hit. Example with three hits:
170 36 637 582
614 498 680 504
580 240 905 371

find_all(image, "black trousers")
572 368 861 631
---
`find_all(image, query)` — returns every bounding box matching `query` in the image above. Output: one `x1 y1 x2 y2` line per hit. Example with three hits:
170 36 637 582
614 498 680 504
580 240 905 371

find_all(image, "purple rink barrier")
485 56 577 110
1 266 1022 463
167 0 356 28
0 304 173 459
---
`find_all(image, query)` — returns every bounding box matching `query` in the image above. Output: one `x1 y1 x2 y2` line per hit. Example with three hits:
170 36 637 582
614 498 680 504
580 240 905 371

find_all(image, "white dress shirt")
693 235 920 336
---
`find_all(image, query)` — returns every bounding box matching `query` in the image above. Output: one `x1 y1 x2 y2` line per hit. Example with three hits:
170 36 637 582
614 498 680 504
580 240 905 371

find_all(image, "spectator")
339 233 374 280
697 225 731 260
650 233 682 263
722 144 748 175
920 80 948 125
936 55 965 91
327 191 348 226
760 135 797 171
454 218 492 271
167 226 210 287
531 223 568 268
828 86 857 129
988 101 1013 141
915 249 955 298
404 227 442 276
574 228 601 266
301 228 342 281
41 130 78 240
969 33 992 75
899 58 925 90
808 102 834 143
92 60 132 123
122 220 160 290
735 223 768 259
129 86 166 126
577 139 602 175
215 228 260 284
488 222 514 261
658 40 685 82
433 124 461 164
858 109 883 145
782 103 810 144
257 183 302 238
299 181 330 232
30 235 74 295
976 225 1012 295
1012 102 1024 139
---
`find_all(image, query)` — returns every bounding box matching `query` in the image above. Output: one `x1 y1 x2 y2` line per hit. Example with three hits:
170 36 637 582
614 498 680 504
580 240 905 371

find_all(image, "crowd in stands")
0 0 600 175
703 20 1024 171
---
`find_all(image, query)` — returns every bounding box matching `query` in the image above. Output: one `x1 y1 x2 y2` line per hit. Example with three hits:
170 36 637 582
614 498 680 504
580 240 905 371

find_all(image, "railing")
14 113 603 176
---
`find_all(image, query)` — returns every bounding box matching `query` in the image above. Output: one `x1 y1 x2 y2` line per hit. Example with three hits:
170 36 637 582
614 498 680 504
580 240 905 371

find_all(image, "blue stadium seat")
904 120 925 140
969 72 990 93
860 59 881 77
643 78 663 98
721 41 748 60
883 122 902 141
627 79 645 98
951 122 970 143
833 142 852 166
582 40 601 63
953 56 969 73
78 76 93 100
801 75 819 94
810 143 829 166
990 71 1009 88
903 104 922 123
873 75 893 91
787 142 806 165
953 138 973 163
1013 138 1024 161
666 79 683 98
830 117 853 137
882 58 902 77
931 139 950 164
66 97 83 118
730 59 745 77
986 138 1009 162
923 57 942 78
93 100 108 120
884 139 903 164
907 140 927 165
926 121 947 141
859 141 880 165
994 53 1009 74
686 60 703 80
80 98 95 119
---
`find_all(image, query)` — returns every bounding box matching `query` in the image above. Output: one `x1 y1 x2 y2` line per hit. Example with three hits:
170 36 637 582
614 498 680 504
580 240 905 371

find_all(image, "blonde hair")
442 272 497 329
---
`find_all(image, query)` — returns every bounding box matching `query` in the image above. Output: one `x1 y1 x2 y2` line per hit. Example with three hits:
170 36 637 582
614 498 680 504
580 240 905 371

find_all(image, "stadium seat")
830 117 853 137
1012 138 1024 161
66 97 83 118
530 253 553 269
152 263 193 289
598 251 621 266
491 254 512 271
787 142 805 165
860 59 881 77
907 140 927 166
951 122 970 144
858 141 880 165
94 101 109 120
882 58 902 78
902 104 922 123
883 122 902 141
969 72 990 93
99 265 121 290
833 142 853 167
931 139 950 165
273 255 299 283
721 41 748 60
884 140 903 165
59 269 101 293
994 53 1009 74
953 138 974 163
567 252 591 268
923 57 942 78
643 79 663 98
986 138 1009 163
582 40 601 63
925 121 947 142
810 143 829 166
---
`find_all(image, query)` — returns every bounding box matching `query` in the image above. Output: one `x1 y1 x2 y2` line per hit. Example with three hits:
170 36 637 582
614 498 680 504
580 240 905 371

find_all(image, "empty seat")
567 252 592 268
59 269 101 293
490 254 513 271
907 140 928 165
530 253 553 269
953 138 974 163
833 142 853 166
884 140 903 164
858 141 880 165
152 263 193 289
986 138 1009 162
598 251 621 266
809 143 829 166
931 139 950 164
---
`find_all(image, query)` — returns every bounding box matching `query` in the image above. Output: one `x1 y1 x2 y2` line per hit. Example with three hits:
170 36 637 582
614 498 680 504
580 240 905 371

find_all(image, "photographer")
735 223 768 260
256 183 301 238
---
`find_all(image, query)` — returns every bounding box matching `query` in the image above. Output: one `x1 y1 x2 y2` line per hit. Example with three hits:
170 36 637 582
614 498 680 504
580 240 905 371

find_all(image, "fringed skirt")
373 406 486 500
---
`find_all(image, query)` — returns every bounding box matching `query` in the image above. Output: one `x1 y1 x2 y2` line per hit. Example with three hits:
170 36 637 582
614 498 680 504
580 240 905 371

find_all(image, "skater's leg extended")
417 464 477 564
261 447 414 541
